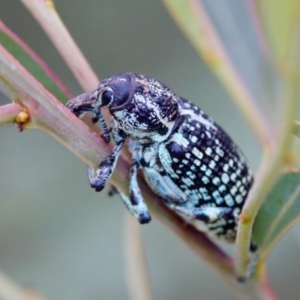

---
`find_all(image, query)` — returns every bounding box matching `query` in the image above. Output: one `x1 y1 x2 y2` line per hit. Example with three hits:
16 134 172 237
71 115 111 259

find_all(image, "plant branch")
20 0 109 133
21 0 99 91
0 103 22 125
0 20 73 99
123 215 154 300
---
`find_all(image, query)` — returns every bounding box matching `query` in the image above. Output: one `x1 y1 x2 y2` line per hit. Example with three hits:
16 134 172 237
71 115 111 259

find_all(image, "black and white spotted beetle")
66 73 254 244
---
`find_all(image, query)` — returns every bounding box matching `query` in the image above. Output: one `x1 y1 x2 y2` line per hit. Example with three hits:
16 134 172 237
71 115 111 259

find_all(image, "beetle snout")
66 89 99 117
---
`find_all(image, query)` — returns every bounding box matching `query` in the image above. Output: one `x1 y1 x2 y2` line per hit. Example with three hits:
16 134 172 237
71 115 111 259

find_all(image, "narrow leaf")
21 0 99 92
292 120 300 139
253 170 300 258
0 20 71 102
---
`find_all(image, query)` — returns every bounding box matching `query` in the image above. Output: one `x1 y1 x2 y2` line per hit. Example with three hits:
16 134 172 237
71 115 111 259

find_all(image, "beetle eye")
101 90 113 106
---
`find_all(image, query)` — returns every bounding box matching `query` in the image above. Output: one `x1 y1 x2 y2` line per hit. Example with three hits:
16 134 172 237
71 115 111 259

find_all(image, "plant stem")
21 0 99 91
0 103 22 125
0 20 73 99
123 215 154 300
20 0 109 132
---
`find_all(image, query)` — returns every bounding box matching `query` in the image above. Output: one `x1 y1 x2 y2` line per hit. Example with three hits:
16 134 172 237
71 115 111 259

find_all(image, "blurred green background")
0 1 300 299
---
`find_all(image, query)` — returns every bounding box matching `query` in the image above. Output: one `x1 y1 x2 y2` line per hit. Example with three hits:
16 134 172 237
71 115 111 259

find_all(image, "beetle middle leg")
107 143 151 224
107 158 151 224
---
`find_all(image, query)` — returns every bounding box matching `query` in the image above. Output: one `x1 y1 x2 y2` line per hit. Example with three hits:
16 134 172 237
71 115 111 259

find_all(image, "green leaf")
253 170 300 258
0 21 71 103
292 120 300 139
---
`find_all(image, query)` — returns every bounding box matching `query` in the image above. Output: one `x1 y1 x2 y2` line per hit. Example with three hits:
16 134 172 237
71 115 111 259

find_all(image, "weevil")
66 73 255 272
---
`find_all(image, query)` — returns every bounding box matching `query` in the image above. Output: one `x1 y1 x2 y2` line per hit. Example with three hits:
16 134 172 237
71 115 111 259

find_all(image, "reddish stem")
0 103 22 125
0 20 73 98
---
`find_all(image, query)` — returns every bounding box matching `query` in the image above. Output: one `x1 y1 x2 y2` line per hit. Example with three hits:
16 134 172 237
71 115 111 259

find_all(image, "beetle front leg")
88 140 125 191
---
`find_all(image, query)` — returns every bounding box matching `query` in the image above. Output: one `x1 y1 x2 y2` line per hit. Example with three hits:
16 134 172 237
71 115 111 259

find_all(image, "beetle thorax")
110 93 179 143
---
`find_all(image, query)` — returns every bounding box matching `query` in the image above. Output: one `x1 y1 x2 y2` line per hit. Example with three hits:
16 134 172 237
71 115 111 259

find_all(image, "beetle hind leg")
169 205 233 223
237 241 259 283
108 184 151 224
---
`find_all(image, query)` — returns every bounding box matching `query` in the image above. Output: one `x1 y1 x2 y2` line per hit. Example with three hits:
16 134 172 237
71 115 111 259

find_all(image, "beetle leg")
88 140 125 191
108 141 151 224
109 183 151 224
237 241 259 283
169 205 233 223
128 160 151 223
